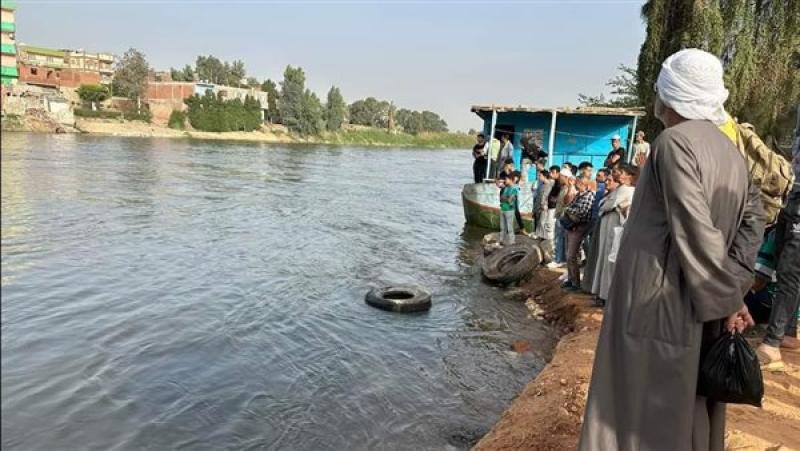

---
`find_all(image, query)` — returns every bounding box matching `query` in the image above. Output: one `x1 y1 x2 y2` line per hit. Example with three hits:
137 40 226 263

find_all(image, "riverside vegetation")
56 53 470 148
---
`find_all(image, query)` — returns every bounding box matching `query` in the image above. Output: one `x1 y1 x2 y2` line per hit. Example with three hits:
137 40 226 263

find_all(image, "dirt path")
473 270 800 451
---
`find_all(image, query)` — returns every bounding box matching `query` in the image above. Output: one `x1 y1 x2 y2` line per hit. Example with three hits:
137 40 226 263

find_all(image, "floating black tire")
365 285 432 313
481 232 536 256
481 244 542 285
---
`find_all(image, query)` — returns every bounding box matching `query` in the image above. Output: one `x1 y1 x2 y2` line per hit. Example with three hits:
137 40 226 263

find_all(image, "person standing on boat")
496 134 514 175
472 133 488 183
578 48 763 451
603 135 626 169
632 130 651 167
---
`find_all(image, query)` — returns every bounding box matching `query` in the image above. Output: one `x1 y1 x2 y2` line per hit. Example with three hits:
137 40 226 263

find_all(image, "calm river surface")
1 133 555 451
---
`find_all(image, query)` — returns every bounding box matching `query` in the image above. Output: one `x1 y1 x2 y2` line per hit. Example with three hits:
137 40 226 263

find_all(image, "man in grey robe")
578 49 764 451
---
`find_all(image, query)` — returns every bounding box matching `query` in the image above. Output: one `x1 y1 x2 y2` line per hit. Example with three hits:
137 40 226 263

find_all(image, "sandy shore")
75 119 302 143
473 270 800 451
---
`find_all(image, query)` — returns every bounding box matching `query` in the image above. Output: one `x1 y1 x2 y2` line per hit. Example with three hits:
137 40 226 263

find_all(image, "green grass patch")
321 128 473 148
74 108 122 119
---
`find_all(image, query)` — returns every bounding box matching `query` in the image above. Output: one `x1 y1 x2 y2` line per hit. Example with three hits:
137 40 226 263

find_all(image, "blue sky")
16 0 647 131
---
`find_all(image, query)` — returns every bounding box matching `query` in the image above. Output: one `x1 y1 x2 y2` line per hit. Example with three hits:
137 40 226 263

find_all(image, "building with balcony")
1 0 17 86
17 44 114 88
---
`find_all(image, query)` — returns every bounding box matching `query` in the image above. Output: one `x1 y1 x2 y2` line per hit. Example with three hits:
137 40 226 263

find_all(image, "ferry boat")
463 104 645 230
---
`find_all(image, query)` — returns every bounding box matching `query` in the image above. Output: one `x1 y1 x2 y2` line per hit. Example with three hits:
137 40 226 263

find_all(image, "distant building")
17 44 114 88
1 0 17 86
145 80 269 125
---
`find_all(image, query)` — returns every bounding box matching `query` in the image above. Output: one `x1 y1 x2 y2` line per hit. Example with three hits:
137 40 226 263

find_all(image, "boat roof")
471 104 646 118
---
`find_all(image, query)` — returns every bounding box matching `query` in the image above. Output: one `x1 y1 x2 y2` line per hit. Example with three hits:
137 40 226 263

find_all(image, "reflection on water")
1 133 556 450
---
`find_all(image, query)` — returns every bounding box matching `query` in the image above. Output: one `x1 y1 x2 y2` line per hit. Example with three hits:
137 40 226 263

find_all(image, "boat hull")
461 183 533 231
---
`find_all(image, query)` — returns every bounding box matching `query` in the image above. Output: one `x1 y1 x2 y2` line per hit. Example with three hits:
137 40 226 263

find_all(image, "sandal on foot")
756 347 785 372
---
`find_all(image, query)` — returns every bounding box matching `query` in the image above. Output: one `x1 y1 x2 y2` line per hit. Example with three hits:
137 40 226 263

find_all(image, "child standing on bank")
499 173 519 245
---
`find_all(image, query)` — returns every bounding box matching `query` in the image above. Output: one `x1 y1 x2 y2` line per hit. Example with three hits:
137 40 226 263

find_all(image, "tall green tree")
279 65 306 132
195 55 227 84
261 79 280 123
228 60 246 86
181 64 194 82
299 89 325 136
113 48 150 109
637 0 800 141
325 86 346 131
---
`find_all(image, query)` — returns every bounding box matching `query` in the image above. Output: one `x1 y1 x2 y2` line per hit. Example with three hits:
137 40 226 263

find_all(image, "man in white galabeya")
578 48 764 451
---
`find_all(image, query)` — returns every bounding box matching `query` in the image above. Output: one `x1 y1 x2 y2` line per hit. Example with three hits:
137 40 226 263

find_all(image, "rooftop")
19 45 67 58
471 104 646 117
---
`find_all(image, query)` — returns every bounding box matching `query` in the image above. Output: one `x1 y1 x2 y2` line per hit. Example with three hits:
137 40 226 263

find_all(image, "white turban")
656 48 729 125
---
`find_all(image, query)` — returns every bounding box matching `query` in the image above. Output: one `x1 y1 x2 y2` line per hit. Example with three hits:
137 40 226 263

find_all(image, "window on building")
30 67 38 75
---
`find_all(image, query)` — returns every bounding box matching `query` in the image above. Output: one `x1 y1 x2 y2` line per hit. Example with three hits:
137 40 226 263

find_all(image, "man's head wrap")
656 49 729 126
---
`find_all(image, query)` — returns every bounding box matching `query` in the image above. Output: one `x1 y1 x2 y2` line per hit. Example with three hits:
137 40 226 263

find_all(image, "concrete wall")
145 82 196 101
19 63 102 88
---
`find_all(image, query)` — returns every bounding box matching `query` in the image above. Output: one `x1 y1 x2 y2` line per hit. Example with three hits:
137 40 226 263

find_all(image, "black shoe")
593 298 606 307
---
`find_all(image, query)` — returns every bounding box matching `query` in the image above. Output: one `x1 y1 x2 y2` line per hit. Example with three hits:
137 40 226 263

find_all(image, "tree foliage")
76 84 109 105
170 65 194 82
578 64 640 108
260 78 280 123
395 108 448 134
349 97 448 133
194 56 247 86
325 86 346 131
113 48 150 102
168 110 187 129
184 91 262 132
299 89 325 136
349 97 391 128
637 0 800 141
279 65 306 132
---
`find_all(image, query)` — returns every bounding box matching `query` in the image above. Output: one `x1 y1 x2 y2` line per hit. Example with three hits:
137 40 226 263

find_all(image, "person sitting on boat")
472 133 488 183
498 173 519 246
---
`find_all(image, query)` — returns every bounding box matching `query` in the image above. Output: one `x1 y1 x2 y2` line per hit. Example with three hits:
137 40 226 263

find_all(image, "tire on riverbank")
481 244 542 285
482 233 536 256
365 285 432 313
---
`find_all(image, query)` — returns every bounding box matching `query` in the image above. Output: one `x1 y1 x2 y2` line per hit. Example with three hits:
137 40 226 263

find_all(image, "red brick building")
17 45 112 89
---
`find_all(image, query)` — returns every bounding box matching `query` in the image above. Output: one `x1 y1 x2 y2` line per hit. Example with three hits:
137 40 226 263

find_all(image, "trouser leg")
567 223 589 286
764 193 800 346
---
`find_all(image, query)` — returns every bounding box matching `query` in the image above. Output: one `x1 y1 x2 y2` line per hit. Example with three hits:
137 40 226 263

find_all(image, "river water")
1 133 555 451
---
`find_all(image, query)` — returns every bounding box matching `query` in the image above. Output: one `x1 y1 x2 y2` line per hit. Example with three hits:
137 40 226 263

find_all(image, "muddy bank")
474 270 800 451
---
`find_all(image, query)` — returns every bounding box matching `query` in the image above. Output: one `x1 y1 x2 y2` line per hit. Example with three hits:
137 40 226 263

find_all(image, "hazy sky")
17 0 646 131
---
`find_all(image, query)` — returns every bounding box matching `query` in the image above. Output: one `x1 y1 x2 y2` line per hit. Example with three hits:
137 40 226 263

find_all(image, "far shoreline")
1 117 475 150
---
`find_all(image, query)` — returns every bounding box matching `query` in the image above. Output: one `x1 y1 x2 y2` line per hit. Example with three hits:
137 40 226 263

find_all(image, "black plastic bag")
697 331 763 407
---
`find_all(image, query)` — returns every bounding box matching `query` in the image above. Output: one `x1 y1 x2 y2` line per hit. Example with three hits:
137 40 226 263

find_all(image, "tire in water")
365 285 432 313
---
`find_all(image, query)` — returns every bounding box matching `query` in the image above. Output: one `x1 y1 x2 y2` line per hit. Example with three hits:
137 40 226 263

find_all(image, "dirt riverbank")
67 119 472 148
474 270 800 451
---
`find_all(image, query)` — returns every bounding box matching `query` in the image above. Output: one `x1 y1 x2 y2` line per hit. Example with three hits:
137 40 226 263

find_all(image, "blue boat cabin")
472 105 645 171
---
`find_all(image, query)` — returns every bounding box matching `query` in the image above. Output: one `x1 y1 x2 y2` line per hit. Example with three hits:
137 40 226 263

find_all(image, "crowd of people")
470 48 800 451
